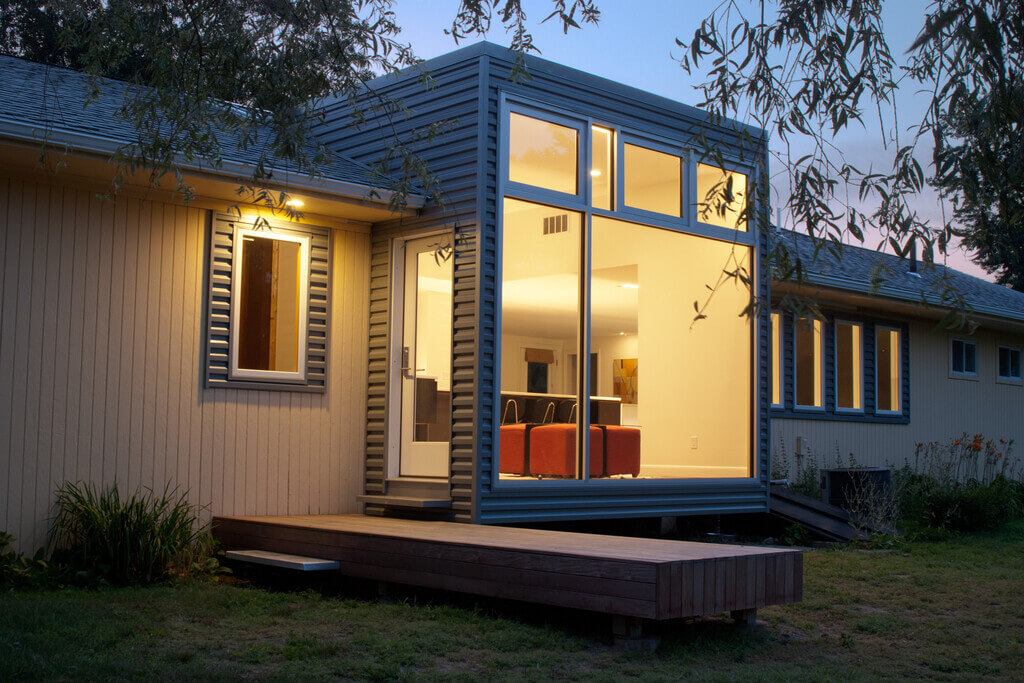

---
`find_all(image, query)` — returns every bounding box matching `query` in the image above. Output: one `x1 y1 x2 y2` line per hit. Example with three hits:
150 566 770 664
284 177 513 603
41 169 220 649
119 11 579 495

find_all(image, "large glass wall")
498 104 756 481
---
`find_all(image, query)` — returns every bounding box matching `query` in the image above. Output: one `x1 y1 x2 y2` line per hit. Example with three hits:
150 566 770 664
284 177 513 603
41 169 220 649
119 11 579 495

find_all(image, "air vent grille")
542 214 569 235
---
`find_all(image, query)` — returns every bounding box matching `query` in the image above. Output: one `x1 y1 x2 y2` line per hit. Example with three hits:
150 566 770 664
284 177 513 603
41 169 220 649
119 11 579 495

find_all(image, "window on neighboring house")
794 317 823 408
623 143 682 217
997 345 1022 382
876 327 901 413
835 321 863 411
206 214 329 391
696 163 748 231
770 312 783 407
950 338 978 377
508 112 579 195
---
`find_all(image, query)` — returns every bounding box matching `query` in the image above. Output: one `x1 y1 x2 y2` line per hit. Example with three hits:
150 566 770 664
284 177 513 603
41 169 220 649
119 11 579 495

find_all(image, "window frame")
949 337 979 380
833 319 864 414
502 102 588 208
793 316 825 411
494 94 762 487
874 325 902 415
996 344 1023 384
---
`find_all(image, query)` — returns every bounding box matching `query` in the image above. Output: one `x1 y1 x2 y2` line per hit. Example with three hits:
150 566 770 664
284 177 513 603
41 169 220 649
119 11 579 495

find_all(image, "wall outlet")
690 436 698 449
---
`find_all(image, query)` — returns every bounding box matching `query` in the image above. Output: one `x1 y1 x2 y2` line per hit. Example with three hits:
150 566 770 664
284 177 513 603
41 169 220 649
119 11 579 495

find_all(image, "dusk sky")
391 0 993 281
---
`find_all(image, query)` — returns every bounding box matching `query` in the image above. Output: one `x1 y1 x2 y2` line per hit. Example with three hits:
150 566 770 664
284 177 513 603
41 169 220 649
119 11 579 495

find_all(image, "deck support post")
612 616 659 651
731 608 757 627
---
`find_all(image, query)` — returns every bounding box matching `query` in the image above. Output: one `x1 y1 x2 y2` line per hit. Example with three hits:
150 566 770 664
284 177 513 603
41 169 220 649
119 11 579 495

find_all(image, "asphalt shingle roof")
774 229 1024 323
0 54 380 189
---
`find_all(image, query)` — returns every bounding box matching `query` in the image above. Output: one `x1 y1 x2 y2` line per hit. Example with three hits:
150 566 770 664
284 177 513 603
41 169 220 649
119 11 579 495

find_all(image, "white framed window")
794 317 824 409
997 345 1022 383
835 321 863 412
229 227 310 382
875 326 901 413
950 337 978 379
770 311 783 407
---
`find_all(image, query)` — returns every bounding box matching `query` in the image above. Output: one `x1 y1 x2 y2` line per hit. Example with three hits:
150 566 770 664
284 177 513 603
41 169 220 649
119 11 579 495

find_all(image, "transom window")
508 112 579 195
951 338 978 376
997 345 1022 382
696 163 748 231
623 143 681 217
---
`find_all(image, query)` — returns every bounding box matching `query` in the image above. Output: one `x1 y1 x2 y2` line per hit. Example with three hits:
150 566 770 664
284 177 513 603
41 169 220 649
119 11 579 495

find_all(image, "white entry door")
396 236 453 478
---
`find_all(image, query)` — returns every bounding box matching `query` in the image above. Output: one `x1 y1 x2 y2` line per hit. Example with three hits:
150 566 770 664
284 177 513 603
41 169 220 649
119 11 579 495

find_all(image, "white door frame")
386 232 454 480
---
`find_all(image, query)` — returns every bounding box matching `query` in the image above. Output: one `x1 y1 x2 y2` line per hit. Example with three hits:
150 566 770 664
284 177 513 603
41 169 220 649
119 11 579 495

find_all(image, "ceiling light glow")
285 199 304 208
619 283 639 289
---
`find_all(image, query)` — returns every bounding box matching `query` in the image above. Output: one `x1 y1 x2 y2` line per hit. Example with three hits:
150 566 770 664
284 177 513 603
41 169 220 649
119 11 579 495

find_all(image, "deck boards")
214 514 802 620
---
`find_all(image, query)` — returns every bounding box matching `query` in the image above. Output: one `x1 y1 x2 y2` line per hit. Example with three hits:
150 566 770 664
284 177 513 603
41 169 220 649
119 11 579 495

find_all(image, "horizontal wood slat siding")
477 53 769 522
773 318 1024 473
0 176 371 553
316 57 485 519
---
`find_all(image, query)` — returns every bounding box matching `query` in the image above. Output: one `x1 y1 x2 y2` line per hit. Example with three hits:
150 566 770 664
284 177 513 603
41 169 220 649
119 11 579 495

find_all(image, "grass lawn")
2 521 1022 681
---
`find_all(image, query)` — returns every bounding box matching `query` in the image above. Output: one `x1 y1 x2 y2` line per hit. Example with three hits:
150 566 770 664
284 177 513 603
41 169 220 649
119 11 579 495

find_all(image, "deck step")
224 549 340 571
357 494 452 509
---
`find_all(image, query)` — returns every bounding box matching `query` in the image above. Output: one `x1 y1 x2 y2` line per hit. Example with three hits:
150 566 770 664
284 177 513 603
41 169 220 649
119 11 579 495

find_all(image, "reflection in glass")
590 216 752 478
623 144 681 217
591 126 613 210
697 163 748 231
508 113 578 195
237 235 303 373
876 328 900 412
795 318 822 407
499 199 582 480
836 322 862 410
413 249 453 442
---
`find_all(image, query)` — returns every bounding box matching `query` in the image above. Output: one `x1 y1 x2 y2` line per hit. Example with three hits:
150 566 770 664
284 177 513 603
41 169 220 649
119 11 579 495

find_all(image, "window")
205 214 329 391
508 112 579 195
835 321 863 411
950 338 978 377
770 312 783 407
696 163 748 231
876 327 901 413
997 346 1022 382
591 125 614 210
231 229 309 380
623 143 681 217
794 318 823 408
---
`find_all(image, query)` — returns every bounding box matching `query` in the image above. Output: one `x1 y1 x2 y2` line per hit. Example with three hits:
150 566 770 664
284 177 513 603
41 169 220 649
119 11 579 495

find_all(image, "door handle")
401 346 424 380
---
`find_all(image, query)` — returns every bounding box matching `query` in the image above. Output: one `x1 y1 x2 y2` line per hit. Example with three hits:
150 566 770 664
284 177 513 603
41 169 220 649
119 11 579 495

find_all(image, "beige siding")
774 318 1024 472
0 176 370 552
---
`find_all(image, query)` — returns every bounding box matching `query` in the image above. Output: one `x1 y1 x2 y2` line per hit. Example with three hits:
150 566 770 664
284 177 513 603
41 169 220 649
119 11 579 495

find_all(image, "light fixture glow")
590 169 602 177
285 199 304 208
619 283 639 289
619 331 626 336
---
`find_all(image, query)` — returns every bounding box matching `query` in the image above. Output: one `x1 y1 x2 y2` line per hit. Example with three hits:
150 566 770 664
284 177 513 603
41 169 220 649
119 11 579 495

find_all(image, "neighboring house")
770 229 1024 472
1 41 1017 555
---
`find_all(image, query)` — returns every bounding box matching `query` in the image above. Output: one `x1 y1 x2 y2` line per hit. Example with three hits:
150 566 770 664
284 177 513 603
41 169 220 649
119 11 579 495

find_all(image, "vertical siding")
774 318 1024 472
0 176 371 553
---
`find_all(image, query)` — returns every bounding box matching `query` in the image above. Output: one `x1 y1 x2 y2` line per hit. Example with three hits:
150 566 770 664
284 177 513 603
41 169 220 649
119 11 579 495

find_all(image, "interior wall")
0 176 371 553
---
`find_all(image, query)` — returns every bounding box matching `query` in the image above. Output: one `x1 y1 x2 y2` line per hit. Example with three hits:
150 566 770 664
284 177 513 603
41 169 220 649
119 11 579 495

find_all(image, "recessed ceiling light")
285 199 304 208
619 331 626 336
590 169 602 177
619 283 639 289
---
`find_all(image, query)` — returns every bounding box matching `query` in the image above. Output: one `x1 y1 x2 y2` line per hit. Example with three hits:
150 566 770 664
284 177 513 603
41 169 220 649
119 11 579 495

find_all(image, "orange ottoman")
499 424 533 475
528 424 604 477
599 425 641 477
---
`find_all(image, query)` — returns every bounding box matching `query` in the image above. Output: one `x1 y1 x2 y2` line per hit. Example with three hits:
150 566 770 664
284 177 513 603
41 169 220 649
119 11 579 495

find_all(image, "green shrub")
1 531 64 589
51 482 218 585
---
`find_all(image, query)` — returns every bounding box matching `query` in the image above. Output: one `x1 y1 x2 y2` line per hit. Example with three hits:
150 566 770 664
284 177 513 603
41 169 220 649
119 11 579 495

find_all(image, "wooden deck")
213 514 802 621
